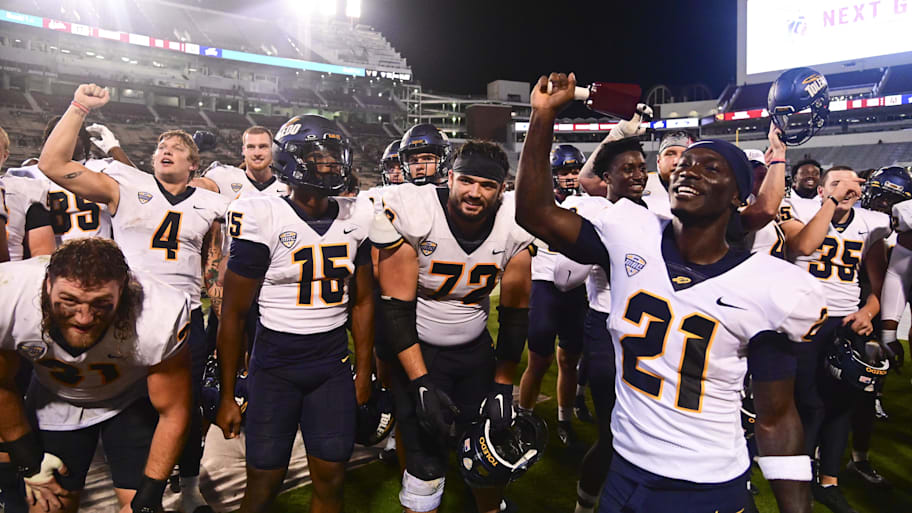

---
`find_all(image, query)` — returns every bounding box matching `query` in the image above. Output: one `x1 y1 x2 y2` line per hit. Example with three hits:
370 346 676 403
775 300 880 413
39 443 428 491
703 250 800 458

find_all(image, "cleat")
845 459 889 487
874 397 888 420
557 420 581 449
812 483 860 513
573 394 594 424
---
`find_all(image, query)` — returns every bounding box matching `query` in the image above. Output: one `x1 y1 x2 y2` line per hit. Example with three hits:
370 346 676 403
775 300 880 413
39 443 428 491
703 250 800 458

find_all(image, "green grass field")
266 300 912 513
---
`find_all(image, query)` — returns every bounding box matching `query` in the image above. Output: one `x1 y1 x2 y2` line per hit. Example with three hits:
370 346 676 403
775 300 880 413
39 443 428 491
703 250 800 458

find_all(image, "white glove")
605 103 653 142
23 453 67 504
86 123 121 154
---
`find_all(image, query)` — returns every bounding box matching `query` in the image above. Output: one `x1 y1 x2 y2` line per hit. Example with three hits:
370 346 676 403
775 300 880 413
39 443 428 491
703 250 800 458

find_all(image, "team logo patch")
672 276 692 285
624 253 646 277
419 240 437 256
137 192 153 204
17 341 48 361
642 190 651 196
230 183 243 193
279 231 298 248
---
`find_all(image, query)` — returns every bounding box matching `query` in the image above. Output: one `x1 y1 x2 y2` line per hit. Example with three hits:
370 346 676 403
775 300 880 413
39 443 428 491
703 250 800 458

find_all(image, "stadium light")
320 0 337 16
346 0 361 18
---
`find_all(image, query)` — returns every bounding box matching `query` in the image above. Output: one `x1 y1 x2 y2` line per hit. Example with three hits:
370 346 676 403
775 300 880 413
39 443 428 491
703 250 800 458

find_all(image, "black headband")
452 153 507 183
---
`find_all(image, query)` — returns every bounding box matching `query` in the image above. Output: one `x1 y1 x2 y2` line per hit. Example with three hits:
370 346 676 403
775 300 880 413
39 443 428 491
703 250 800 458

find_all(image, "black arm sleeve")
24 204 52 231
378 296 419 355
494 306 529 363
558 218 611 270
354 240 371 267
748 330 798 382
226 238 270 279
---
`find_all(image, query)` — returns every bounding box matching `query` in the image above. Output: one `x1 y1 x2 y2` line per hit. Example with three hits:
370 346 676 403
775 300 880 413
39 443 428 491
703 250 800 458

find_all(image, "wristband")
882 329 897 343
756 455 812 481
827 195 839 206
130 475 167 513
70 101 90 115
767 160 786 166
5 432 43 478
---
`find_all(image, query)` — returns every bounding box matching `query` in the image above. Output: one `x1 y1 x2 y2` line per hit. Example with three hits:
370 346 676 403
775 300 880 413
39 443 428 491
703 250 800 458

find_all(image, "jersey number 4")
621 291 719 412
152 211 182 260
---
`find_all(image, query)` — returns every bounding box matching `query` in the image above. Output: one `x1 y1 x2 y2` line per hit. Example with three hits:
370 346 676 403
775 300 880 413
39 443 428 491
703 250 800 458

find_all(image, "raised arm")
37 84 120 212
741 125 787 231
779 177 863 256
515 73 584 252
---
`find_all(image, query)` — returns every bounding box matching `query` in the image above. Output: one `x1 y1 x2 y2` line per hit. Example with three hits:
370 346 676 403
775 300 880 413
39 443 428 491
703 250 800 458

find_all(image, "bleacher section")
154 105 207 126
205 110 253 130
0 90 31 110
882 64 912 95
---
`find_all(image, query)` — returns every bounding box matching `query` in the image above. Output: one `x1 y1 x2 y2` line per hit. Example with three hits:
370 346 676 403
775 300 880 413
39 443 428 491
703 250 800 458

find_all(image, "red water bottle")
549 81 643 119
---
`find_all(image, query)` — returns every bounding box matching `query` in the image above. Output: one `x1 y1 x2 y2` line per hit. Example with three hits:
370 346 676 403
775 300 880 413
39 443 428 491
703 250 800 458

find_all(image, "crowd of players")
0 67 909 513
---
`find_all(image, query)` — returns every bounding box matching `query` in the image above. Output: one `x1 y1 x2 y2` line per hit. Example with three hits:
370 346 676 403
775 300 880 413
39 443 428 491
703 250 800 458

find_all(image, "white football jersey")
747 220 787 258
203 162 287 200
228 195 373 335
556 194 614 313
642 172 672 218
892 198 912 232
377 184 534 346
104 161 230 309
531 196 579 283
782 196 891 316
7 163 113 242
0 175 49 261
586 200 827 482
0 257 190 431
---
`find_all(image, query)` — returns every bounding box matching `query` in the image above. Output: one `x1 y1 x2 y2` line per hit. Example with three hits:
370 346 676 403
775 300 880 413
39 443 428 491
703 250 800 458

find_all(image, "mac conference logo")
279 231 297 248
624 253 647 277
137 192 153 204
419 240 437 256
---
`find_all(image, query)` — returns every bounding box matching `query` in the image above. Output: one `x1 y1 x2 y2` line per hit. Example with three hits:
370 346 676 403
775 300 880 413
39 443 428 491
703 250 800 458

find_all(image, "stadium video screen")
745 0 912 76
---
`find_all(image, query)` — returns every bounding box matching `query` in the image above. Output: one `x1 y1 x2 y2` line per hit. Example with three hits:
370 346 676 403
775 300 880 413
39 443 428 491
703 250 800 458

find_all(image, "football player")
791 159 823 199
518 73 826 513
192 126 286 199
556 136 651 513
37 84 229 513
192 126 287 387
380 140 405 187
370 140 534 513
779 165 889 512
642 131 691 210
6 118 119 244
0 238 192 513
740 147 788 258
398 123 450 185
517 143 588 449
215 115 374 513
0 127 55 260
849 167 912 487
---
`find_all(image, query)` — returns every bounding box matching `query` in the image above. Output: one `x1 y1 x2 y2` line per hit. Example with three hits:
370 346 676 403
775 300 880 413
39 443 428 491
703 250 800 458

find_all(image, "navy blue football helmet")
550 144 585 196
768 67 829 146
862 166 912 214
201 355 249 424
458 413 547 488
825 327 889 393
379 140 404 186
271 115 351 194
355 374 396 446
192 130 217 153
398 123 450 185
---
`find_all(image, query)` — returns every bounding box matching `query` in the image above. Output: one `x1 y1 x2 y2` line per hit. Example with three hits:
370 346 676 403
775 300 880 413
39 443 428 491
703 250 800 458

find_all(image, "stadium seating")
154 105 208 127
205 110 253 130
0 90 31 110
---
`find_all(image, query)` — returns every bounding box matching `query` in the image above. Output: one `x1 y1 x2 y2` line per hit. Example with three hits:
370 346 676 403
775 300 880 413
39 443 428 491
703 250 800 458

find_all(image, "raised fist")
73 83 110 111
531 72 577 117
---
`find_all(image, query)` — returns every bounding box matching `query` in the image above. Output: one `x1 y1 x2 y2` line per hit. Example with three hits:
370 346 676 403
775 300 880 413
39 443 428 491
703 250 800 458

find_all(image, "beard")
48 308 113 348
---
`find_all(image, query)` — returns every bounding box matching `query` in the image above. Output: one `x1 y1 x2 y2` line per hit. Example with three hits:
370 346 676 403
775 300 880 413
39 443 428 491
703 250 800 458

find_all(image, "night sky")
362 0 738 97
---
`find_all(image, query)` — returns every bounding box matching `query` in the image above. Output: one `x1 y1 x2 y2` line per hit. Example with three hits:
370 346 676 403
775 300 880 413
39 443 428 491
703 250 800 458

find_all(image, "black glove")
411 375 459 437
482 382 515 431
886 340 905 373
